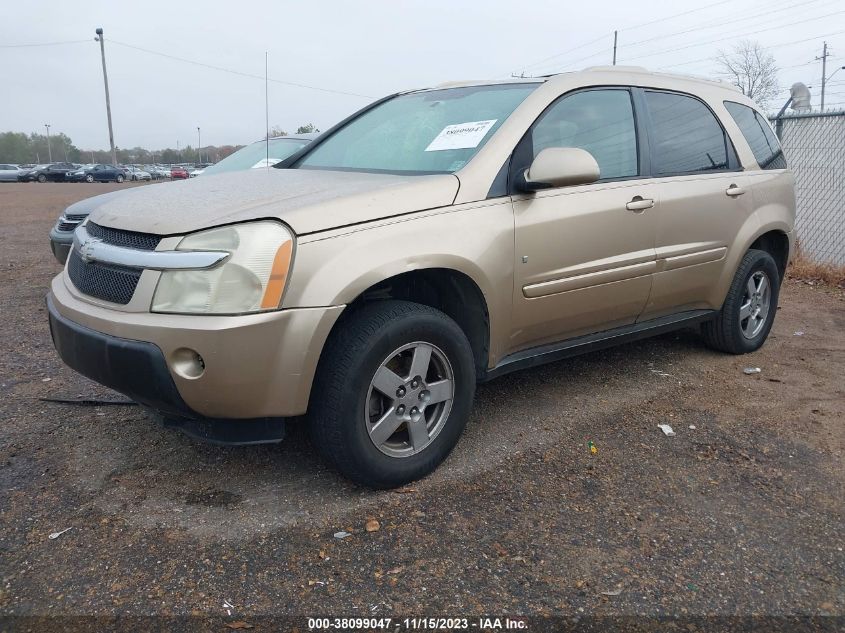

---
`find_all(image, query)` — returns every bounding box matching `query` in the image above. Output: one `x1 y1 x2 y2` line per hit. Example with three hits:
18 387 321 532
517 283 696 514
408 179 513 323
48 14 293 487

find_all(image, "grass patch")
788 253 845 288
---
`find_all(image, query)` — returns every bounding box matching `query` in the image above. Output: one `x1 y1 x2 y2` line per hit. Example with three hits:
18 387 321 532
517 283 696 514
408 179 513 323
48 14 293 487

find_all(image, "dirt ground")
0 183 843 629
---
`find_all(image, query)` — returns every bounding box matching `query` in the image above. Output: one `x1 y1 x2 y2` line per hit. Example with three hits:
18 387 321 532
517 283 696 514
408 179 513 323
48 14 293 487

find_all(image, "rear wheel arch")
748 230 790 281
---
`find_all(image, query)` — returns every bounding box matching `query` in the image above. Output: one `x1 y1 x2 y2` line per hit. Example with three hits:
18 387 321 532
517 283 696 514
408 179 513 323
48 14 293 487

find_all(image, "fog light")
171 348 205 379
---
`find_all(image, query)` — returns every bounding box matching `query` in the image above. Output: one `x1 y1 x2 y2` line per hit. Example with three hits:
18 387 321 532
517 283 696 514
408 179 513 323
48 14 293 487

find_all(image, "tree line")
0 131 247 166
1 123 320 165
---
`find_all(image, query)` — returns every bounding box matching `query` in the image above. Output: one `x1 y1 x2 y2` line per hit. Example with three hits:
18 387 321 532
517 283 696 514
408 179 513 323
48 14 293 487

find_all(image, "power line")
109 40 374 99
506 0 735 76
618 0 733 32
621 9 845 63
505 32 611 76
620 0 830 51
0 39 90 49
538 7 845 75
656 28 845 71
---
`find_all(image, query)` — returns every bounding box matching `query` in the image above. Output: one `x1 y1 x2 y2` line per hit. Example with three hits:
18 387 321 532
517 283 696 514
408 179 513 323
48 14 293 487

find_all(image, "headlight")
151 221 294 314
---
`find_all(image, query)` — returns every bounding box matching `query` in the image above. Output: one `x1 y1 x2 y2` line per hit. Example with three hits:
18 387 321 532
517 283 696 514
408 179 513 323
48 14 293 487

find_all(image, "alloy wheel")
365 341 454 458
739 271 771 339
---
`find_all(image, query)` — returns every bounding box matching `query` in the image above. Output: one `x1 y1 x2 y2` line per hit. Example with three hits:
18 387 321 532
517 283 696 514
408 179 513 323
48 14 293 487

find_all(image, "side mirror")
520 147 600 191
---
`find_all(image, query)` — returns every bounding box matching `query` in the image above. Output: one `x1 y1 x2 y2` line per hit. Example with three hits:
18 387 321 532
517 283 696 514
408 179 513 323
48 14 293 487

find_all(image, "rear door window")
645 91 729 175
723 101 786 170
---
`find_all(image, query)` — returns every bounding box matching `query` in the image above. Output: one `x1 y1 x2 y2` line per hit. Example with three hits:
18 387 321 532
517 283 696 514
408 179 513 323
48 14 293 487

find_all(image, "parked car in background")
16 164 43 181
200 133 316 176
45 144 310 261
171 166 190 179
144 165 169 180
124 166 152 181
48 190 127 263
0 164 21 182
47 68 795 488
189 168 204 177
67 164 127 183
31 162 77 182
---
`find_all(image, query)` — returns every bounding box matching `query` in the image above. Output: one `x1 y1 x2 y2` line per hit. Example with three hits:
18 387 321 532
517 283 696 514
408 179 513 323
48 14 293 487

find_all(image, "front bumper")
48 274 344 420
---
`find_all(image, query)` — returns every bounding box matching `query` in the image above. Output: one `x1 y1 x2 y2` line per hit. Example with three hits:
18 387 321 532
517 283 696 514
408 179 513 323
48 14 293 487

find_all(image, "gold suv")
48 67 795 488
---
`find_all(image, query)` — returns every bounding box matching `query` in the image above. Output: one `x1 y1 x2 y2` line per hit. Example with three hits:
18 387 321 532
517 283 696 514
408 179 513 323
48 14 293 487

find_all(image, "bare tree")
716 40 779 108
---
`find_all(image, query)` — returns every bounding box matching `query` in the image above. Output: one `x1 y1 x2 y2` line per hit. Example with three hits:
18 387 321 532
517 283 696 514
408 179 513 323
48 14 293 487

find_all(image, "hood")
89 169 460 236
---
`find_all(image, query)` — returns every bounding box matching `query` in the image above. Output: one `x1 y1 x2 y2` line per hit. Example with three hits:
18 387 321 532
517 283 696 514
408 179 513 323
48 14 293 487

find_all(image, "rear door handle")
726 184 745 197
626 196 655 212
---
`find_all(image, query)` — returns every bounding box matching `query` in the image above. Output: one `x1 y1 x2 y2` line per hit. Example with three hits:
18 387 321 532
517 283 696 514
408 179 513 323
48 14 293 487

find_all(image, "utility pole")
197 127 201 164
95 28 117 166
44 124 52 162
817 41 830 111
612 31 618 66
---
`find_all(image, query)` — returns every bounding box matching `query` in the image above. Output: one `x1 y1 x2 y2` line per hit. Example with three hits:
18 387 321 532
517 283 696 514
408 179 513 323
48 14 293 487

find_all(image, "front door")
510 88 656 353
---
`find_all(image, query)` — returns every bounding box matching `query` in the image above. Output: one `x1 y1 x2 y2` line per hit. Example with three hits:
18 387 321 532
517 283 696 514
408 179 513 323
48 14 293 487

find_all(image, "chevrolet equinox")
48 67 795 488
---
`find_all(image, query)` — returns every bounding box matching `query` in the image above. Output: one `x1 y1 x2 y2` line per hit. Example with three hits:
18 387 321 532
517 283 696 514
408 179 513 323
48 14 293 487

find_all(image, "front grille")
57 218 81 232
86 222 161 251
66 222 161 305
67 250 141 305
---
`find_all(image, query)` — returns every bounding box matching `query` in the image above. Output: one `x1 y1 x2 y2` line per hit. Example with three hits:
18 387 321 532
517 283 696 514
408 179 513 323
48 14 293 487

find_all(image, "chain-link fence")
770 111 845 266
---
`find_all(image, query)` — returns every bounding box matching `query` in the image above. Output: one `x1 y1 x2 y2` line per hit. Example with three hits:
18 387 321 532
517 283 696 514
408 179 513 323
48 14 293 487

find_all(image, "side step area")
483 310 716 381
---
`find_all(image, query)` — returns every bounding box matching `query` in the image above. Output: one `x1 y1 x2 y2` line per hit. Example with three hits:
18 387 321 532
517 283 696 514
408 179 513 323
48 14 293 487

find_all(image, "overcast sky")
2 0 843 151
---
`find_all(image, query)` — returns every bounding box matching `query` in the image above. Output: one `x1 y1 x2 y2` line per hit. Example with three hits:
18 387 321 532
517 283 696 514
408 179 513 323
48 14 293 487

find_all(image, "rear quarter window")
723 101 787 170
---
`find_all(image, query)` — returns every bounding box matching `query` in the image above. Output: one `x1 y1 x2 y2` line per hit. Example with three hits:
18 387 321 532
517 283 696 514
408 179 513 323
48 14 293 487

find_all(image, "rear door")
510 87 657 352
637 89 753 319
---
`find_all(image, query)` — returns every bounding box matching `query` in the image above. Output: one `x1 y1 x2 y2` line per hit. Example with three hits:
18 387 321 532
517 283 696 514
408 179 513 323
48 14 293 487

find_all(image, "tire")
308 300 476 488
702 249 781 354
116 174 124 183
85 174 94 183
37 174 47 183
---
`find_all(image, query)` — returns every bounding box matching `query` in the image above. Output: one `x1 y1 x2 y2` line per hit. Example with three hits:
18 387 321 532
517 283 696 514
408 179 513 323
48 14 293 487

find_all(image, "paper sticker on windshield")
424 119 497 152
251 158 283 168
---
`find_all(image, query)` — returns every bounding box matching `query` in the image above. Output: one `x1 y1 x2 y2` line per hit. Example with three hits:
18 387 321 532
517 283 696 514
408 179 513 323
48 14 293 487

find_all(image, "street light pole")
95 28 117 166
197 127 201 164
44 124 52 162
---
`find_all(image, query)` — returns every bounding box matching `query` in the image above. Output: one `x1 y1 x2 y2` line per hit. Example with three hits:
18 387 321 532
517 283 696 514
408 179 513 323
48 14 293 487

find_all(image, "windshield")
203 138 310 176
294 84 538 174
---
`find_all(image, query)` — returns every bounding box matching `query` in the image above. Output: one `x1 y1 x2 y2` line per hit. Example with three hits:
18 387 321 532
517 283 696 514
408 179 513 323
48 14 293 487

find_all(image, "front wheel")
85 174 94 183
37 174 47 183
703 249 781 354
115 174 124 183
308 300 476 488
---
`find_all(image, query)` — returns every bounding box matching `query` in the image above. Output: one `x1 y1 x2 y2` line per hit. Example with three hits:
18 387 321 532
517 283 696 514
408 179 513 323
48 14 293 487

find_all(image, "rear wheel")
703 249 780 354
308 300 476 488
115 174 124 183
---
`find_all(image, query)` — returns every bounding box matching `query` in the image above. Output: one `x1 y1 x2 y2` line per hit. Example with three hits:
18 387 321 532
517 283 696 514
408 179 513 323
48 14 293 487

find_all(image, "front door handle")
726 184 746 197
626 196 655 212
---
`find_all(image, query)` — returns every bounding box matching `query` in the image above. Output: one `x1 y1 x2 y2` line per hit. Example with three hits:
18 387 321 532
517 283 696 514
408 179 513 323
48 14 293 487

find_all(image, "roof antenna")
265 51 270 168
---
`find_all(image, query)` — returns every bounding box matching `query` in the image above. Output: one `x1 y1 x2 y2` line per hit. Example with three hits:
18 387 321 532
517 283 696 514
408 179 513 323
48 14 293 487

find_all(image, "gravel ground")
0 183 843 630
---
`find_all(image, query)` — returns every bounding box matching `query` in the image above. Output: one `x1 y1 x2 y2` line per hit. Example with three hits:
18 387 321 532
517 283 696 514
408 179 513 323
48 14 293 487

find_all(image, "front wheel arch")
329 268 491 380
